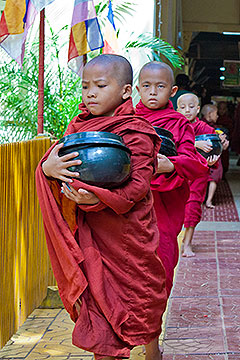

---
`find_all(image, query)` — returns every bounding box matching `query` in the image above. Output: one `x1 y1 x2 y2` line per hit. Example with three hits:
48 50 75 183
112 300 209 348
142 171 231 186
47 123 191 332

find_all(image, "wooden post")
37 9 45 134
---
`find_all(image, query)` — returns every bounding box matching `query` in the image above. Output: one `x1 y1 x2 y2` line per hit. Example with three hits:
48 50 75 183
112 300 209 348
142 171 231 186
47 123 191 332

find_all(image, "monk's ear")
122 84 132 100
197 105 200 115
170 85 178 97
136 85 140 93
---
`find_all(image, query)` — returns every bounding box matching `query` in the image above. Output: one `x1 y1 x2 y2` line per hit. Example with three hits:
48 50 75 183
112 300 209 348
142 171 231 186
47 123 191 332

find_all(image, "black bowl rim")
159 147 178 156
153 126 174 139
59 142 132 156
195 133 221 141
159 136 176 146
59 131 123 144
59 131 131 155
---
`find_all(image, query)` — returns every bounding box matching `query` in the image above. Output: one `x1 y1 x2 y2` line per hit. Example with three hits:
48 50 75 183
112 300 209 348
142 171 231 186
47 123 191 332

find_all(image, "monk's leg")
182 227 195 257
145 337 162 360
206 181 217 208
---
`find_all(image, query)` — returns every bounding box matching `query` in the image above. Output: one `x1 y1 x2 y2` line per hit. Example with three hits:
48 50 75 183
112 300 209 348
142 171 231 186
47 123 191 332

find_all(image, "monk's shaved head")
177 92 199 107
201 104 217 117
84 54 133 86
139 61 175 86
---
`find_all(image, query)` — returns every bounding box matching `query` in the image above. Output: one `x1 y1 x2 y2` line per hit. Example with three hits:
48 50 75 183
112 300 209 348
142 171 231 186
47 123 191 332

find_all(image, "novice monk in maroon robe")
217 101 233 174
135 62 209 295
201 104 229 209
36 55 167 360
177 93 220 257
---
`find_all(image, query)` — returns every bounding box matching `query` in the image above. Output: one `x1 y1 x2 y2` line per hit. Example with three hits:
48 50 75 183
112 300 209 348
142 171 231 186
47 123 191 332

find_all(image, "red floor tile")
171 281 218 297
225 326 240 352
216 231 240 240
163 354 226 359
165 326 224 340
166 298 222 328
201 180 239 222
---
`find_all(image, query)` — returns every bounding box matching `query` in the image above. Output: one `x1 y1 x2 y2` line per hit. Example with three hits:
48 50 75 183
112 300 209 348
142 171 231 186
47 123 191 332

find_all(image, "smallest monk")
177 93 219 257
201 104 229 209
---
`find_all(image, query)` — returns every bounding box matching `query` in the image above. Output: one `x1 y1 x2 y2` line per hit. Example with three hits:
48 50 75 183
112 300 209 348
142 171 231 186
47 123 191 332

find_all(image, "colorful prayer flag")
102 0 118 54
68 0 104 76
0 0 56 66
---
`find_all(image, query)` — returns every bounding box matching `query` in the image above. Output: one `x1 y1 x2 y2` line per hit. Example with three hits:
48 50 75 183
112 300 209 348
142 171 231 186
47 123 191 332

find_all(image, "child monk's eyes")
82 85 88 89
98 84 107 88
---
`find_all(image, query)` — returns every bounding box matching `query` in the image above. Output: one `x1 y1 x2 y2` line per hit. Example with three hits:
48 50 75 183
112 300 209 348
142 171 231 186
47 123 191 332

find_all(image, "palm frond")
125 33 184 69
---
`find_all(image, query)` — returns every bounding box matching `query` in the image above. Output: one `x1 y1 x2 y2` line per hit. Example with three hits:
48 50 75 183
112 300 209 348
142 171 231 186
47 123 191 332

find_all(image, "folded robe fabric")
36 98 167 359
135 101 209 295
184 118 214 228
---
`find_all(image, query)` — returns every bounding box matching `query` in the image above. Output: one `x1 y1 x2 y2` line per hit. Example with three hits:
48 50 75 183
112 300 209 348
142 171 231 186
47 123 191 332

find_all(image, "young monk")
36 54 167 360
135 62 209 295
201 104 229 208
217 101 233 175
177 93 219 257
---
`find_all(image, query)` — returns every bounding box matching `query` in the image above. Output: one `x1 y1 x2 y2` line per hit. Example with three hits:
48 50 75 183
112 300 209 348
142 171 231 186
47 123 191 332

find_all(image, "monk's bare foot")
143 345 163 356
206 201 215 209
145 350 162 360
145 338 162 360
182 244 196 257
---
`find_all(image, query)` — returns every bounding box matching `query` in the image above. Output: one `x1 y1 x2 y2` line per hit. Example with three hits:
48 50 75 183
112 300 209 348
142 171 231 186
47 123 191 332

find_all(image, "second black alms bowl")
195 133 223 159
58 131 131 188
154 126 177 157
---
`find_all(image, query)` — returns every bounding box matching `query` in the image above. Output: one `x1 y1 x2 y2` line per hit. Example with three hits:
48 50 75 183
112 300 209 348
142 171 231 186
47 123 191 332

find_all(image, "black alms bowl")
58 132 131 188
195 133 223 159
154 126 177 157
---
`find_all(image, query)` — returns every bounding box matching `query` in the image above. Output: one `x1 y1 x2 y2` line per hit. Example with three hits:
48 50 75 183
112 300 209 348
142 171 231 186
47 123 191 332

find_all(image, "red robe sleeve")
151 121 208 192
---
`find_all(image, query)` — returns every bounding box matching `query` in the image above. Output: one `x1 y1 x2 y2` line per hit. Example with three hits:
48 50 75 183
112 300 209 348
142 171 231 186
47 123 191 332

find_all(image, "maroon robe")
184 118 214 227
201 117 223 183
217 114 233 138
232 103 240 154
135 101 208 295
216 114 233 173
36 98 167 359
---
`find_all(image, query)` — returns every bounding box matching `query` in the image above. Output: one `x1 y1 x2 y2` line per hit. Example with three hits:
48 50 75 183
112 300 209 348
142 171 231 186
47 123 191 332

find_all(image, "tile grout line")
214 230 229 360
161 234 184 347
24 308 63 359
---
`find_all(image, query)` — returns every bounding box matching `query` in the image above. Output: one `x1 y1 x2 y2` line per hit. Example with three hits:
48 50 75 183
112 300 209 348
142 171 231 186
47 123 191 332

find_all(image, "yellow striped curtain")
0 138 56 348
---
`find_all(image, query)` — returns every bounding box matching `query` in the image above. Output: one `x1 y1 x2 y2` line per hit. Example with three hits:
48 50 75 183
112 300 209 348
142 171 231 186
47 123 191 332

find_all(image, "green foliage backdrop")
0 1 183 144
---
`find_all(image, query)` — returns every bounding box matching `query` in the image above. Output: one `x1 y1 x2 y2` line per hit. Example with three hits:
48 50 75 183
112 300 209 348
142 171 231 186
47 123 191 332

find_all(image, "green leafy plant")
125 33 184 69
0 0 183 143
0 25 82 144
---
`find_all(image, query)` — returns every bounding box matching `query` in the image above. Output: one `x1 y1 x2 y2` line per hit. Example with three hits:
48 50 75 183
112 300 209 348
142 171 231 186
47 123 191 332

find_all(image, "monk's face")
137 68 177 110
218 102 227 116
209 109 218 123
177 94 200 123
82 63 131 116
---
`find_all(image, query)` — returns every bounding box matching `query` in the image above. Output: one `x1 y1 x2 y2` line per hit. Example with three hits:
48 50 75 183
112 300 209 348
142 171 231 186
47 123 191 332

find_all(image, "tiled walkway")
1 157 239 360
162 156 240 360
